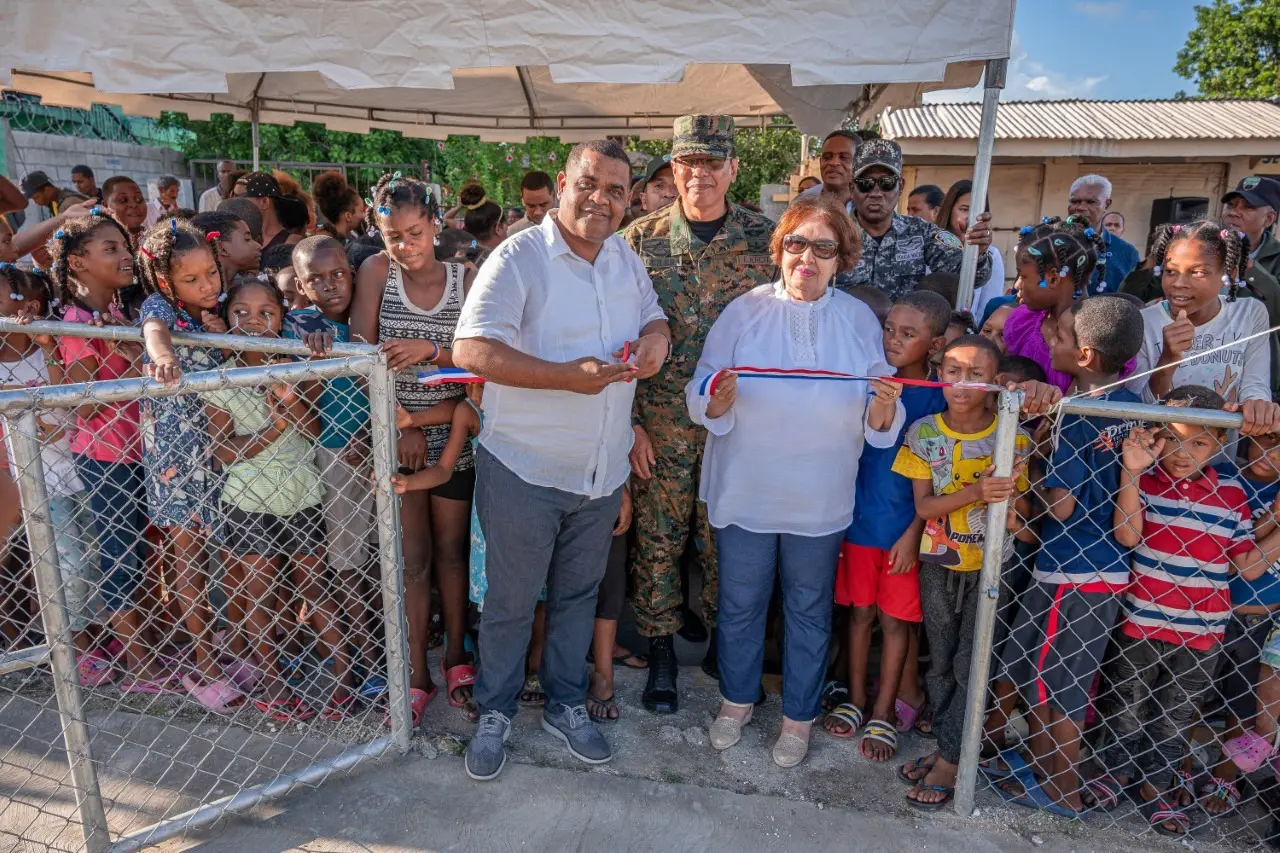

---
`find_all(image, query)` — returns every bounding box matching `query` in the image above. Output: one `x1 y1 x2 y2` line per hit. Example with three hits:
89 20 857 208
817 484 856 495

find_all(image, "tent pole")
250 102 261 172
954 58 1006 313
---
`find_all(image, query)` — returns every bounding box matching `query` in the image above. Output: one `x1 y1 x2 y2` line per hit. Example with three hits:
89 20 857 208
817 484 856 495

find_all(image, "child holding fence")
994 295 1146 816
136 218 242 712
50 210 174 693
0 264 107 685
1100 385 1280 836
287 235 381 700
202 275 351 722
893 334 1050 811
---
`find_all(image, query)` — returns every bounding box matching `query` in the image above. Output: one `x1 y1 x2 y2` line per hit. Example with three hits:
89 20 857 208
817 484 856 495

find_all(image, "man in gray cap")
838 139 992 301
638 153 678 214
1224 175 1280 282
622 115 778 715
21 170 89 220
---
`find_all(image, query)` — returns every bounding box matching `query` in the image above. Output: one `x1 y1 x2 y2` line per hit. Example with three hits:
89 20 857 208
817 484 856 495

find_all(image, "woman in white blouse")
686 196 896 768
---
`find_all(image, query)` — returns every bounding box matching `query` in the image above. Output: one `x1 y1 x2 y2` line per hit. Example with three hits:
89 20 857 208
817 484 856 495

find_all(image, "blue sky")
926 0 1202 102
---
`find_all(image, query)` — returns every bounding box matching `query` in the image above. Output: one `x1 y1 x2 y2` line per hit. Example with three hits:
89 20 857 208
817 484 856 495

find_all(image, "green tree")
1175 0 1280 98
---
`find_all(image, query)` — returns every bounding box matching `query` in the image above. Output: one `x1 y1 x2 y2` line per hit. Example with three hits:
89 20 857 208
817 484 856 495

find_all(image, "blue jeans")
74 458 146 612
471 446 623 718
715 525 842 721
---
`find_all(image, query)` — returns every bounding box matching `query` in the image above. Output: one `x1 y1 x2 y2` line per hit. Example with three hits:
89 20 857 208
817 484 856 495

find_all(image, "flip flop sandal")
183 675 244 713
821 680 850 713
320 694 357 722
995 765 1082 819
980 747 1030 783
859 719 899 762
1142 795 1193 837
1081 775 1126 812
358 674 389 700
894 697 925 733
587 692 619 724
1198 777 1241 817
907 783 955 811
898 753 938 785
914 709 936 739
1224 729 1279 773
825 703 865 739
254 697 316 722
220 655 263 695
440 660 477 708
519 675 546 707
612 653 648 670
77 651 116 688
119 671 184 695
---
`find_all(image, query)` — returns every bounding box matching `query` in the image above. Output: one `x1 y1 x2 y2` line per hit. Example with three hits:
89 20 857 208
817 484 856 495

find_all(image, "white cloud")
1073 1 1126 18
923 32 1109 103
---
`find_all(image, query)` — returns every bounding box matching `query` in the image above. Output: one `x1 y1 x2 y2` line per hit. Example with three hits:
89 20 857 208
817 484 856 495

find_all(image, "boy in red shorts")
823 290 950 761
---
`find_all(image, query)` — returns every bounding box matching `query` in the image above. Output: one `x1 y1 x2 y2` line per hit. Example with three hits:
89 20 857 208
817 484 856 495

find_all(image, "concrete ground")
2 651 1269 853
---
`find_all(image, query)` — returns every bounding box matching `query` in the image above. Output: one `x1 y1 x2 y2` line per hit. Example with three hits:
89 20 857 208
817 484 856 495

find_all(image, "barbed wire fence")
0 321 410 853
954 391 1280 850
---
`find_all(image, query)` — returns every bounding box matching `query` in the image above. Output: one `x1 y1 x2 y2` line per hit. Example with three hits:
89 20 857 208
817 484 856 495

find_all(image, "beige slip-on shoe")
709 700 754 751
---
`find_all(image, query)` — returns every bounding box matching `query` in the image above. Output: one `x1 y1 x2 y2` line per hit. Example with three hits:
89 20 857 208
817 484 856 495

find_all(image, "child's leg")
984 680 1018 750
528 602 547 674
906 564 966 804
316 446 379 676
861 612 912 760
431 489 473 680
48 492 106 656
1148 644 1219 805
899 626 926 723
400 489 435 694
1097 634 1158 786
589 534 628 720
1043 709 1086 812
166 526 221 682
848 605 876 709
291 553 353 699
230 554 286 701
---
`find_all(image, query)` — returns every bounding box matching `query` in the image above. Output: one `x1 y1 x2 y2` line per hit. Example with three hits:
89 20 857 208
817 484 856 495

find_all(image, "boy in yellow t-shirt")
891 334 1032 812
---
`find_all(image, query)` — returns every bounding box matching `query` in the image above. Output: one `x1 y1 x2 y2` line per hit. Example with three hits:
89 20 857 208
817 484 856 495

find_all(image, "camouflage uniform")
834 212 992 301
622 200 778 638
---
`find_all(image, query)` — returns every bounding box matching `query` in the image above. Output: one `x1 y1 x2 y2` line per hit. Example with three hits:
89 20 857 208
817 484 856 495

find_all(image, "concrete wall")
2 125 191 221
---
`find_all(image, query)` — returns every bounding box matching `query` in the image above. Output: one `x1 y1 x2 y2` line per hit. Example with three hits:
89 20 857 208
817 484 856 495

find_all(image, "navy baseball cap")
1222 176 1280 210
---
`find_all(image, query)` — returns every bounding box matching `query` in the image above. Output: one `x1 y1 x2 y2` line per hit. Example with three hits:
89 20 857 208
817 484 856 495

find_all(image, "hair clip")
0 262 11 270
392 171 402 179
54 229 65 239
89 206 103 216
1083 227 1096 238
139 246 154 260
49 297 60 308
1058 265 1071 277
205 231 221 243
1152 265 1162 276
1027 247 1043 257
91 310 101 320
468 240 477 250
1221 228 1234 241
377 205 391 216
170 218 179 235
1223 274 1233 287
1037 280 1049 289
364 197 373 207
9 292 21 301
217 292 228 303
1171 224 1183 233
1019 225 1033 236
1041 216 1053 224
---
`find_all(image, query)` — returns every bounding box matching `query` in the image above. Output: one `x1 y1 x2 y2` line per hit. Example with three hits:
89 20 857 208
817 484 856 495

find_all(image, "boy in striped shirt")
1101 385 1280 836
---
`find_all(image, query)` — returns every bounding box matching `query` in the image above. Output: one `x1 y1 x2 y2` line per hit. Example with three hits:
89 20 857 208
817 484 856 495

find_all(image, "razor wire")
0 320 411 853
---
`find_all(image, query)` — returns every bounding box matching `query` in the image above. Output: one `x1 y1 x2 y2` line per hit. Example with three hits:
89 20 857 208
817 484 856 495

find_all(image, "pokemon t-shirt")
891 413 1031 571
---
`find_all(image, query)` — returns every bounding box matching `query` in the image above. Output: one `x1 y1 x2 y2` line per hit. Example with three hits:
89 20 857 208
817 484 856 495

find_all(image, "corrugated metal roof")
881 99 1280 141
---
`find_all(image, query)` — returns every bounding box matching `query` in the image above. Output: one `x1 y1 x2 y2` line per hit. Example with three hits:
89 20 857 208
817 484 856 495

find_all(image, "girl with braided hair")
1003 217 1134 392
350 171 478 724
50 210 180 694
135 217 244 711
1128 220 1280 435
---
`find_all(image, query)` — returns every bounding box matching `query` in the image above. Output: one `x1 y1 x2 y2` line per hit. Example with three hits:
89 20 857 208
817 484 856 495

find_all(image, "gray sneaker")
542 703 613 764
465 711 512 781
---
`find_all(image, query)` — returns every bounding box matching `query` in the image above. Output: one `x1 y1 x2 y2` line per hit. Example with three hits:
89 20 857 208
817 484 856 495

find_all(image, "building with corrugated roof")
877 98 1280 277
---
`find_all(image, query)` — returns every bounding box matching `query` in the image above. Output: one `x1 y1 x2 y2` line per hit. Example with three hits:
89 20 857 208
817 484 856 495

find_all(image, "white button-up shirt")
455 214 666 498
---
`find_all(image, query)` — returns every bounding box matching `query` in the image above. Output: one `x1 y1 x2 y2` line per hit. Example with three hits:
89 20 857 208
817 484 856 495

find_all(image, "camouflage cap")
854 138 903 178
672 115 736 159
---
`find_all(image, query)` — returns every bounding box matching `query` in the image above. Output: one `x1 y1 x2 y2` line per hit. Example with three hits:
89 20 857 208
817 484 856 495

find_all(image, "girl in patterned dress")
136 218 243 712
350 173 477 724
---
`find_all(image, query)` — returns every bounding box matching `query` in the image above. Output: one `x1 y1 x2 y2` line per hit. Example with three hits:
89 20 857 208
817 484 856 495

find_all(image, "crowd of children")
4 165 1280 843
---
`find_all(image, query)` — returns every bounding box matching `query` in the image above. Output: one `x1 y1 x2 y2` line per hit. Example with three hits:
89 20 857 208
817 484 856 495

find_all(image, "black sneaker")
643 635 679 714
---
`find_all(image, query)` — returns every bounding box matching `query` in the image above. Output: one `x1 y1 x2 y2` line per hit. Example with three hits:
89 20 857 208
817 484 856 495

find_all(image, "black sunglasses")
854 175 900 193
782 234 839 260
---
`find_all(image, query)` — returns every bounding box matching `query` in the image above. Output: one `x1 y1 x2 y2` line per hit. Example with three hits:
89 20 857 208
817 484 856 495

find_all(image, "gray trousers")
472 445 623 718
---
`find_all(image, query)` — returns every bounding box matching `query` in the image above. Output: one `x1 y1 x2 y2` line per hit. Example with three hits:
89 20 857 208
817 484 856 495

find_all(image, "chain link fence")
0 320 411 852
953 391 1280 850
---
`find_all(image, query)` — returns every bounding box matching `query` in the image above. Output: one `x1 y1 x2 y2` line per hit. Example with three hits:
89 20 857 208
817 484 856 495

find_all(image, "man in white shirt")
198 160 236 213
454 139 671 781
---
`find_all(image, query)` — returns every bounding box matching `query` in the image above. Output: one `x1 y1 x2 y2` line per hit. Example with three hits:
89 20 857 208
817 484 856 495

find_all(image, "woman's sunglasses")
782 234 839 260
854 175 900 193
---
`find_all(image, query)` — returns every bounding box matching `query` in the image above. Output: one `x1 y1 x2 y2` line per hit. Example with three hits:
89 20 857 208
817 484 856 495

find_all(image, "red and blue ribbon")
699 366 1003 396
417 367 483 386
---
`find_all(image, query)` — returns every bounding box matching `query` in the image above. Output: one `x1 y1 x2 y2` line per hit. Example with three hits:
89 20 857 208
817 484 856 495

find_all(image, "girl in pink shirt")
49 210 175 694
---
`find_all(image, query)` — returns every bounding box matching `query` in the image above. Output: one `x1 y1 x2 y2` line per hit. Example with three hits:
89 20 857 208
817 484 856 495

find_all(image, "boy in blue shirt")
1202 426 1280 817
823 290 950 762
287 235 379 695
998 295 1145 815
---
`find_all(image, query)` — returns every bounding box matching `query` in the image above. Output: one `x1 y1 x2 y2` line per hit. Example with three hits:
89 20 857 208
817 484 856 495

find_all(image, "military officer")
622 115 778 714
836 139 993 301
